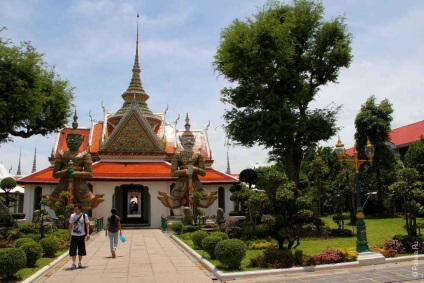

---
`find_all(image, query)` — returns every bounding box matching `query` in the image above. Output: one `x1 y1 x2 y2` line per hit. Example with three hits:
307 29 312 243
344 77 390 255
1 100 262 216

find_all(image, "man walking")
67 204 90 269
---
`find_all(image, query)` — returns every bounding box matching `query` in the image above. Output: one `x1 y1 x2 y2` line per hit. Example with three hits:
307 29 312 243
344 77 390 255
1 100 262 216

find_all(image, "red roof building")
345 120 424 158
19 25 238 228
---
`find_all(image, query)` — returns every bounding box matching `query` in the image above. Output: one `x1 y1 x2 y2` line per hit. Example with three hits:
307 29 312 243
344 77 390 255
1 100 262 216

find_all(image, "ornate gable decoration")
101 104 165 154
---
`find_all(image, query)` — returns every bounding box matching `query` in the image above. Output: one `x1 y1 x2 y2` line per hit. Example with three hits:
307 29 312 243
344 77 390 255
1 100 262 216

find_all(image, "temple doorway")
115 184 150 225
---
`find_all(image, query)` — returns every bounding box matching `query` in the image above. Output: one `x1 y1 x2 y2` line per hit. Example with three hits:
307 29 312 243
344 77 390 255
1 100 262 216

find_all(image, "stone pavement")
25 229 424 283
28 229 212 283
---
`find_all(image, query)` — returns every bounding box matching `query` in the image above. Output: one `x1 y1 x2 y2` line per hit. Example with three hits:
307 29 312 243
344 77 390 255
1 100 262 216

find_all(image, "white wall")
22 181 235 229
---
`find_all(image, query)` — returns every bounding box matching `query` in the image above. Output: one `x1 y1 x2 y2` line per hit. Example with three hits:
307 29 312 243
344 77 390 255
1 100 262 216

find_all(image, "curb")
22 251 69 283
22 233 100 283
170 234 424 281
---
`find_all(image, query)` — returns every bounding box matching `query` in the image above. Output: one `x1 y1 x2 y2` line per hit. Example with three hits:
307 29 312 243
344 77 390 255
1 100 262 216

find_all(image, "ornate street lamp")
335 136 374 253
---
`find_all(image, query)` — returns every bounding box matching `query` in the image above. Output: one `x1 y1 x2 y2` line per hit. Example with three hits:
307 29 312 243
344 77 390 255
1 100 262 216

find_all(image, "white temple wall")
22 181 235 229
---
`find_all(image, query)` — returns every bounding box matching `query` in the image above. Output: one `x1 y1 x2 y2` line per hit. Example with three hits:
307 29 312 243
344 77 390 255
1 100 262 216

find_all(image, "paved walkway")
27 229 424 283
30 229 212 283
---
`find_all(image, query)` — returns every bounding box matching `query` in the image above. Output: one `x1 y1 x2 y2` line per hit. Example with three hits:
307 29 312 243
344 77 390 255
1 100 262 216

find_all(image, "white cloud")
1 0 424 176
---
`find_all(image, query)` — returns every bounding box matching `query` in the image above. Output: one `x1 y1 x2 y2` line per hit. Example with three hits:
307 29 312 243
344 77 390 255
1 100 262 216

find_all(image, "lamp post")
335 137 374 253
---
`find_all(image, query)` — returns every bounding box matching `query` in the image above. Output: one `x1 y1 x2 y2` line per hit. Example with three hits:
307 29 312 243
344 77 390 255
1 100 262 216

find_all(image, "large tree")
214 0 352 187
0 28 74 143
354 95 396 214
405 136 424 177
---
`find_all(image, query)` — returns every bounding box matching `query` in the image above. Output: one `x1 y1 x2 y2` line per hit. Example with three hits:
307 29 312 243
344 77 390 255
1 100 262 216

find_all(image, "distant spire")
9 165 12 174
31 148 37 173
16 149 22 175
226 150 231 175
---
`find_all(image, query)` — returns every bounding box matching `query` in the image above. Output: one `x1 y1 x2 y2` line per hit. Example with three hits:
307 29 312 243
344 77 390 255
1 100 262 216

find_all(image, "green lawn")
299 215 408 255
177 215 412 272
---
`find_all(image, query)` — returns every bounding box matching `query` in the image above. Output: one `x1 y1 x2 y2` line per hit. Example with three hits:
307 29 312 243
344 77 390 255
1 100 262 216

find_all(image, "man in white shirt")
67 204 90 269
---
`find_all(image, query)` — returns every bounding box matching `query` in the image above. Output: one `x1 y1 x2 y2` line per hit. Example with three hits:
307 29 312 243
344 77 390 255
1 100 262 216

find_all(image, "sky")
0 0 423 176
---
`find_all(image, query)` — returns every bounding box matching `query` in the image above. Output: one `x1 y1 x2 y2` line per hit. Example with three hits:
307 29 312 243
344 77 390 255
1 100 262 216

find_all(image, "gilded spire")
16 149 21 175
122 13 148 102
109 14 160 127
31 148 37 173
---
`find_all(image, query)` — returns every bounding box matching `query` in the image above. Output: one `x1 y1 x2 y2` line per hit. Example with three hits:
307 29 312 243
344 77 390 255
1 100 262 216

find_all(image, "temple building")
18 23 238 228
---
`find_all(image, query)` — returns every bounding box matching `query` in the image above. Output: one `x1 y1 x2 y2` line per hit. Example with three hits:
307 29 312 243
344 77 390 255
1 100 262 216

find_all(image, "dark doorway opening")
116 184 150 225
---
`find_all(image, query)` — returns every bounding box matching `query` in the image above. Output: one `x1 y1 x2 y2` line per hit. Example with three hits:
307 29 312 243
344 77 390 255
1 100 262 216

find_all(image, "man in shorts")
67 204 90 269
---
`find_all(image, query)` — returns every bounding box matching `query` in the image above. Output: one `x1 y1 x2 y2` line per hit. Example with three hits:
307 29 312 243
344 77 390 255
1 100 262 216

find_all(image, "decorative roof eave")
102 103 165 153
98 153 167 161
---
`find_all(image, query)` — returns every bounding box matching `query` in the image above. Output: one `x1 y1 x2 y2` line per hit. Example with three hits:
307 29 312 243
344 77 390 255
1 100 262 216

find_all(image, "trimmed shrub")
339 248 357 262
202 235 222 259
182 225 199 233
250 254 266 267
383 239 406 255
0 248 26 277
19 222 38 234
191 230 208 249
20 241 43 267
210 232 229 241
392 235 424 253
40 237 60 257
263 248 294 268
5 228 20 241
215 239 247 269
20 233 42 242
293 249 303 266
11 213 26 220
247 239 277 250
170 222 184 234
15 237 36 248
312 249 343 265
255 224 269 238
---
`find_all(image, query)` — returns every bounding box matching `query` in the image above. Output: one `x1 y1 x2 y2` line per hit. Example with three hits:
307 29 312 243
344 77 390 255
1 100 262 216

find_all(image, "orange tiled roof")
55 128 91 154
90 123 103 152
18 162 238 184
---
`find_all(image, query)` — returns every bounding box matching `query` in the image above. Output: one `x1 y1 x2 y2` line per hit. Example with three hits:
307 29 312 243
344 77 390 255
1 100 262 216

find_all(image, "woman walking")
105 208 122 258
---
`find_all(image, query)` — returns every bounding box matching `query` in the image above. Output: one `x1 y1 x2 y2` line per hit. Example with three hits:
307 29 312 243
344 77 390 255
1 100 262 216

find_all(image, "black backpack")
83 214 94 235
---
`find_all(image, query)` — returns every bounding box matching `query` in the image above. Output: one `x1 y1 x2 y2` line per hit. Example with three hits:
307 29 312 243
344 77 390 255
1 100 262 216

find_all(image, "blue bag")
120 234 127 243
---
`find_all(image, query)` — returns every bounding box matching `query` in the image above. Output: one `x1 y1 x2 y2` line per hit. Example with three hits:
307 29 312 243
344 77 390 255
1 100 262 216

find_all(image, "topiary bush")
171 222 184 235
11 213 26 220
215 239 247 270
255 224 269 238
293 249 303 266
263 248 294 268
20 241 43 267
0 248 26 278
182 225 199 233
383 239 406 255
392 235 422 253
191 230 208 249
15 237 36 248
210 231 229 241
40 237 60 257
20 233 42 242
312 248 344 265
202 235 222 259
19 222 39 234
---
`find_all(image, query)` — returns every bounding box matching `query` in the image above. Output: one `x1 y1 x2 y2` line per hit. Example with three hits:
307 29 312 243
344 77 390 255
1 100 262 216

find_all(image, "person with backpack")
105 208 122 258
67 204 90 269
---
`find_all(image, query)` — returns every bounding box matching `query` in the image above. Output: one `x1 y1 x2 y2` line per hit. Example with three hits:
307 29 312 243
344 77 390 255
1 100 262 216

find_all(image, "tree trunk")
376 169 384 215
